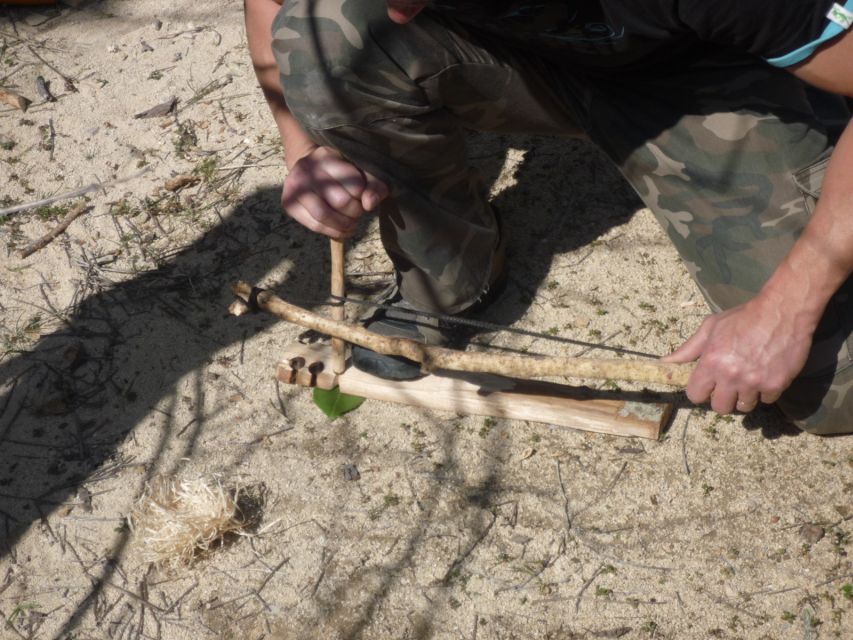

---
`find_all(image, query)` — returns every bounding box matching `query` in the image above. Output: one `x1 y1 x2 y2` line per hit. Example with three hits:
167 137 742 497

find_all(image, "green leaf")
312 386 366 419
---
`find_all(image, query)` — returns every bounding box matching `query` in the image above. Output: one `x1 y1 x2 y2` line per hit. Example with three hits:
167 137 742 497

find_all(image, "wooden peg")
330 238 347 374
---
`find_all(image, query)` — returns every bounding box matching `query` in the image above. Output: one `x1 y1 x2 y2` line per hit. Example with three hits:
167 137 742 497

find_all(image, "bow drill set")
230 240 694 439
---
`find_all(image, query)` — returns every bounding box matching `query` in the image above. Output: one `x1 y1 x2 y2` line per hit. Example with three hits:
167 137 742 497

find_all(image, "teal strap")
766 0 853 67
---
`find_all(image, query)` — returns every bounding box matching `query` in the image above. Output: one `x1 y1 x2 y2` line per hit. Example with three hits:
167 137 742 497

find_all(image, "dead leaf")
0 89 31 113
133 96 178 119
799 523 825 544
164 174 199 191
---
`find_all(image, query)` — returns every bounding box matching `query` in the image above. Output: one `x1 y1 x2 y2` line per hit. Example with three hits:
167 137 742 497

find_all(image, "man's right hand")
282 146 389 239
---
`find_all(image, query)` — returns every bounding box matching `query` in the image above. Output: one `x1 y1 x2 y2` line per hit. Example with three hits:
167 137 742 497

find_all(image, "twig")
18 203 90 258
0 608 27 639
442 512 497 585
681 411 693 475
309 549 334 597
702 590 762 620
574 563 606 613
47 116 55 161
255 557 289 597
103 582 168 614
572 462 627 522
556 460 572 531
0 167 151 217
163 578 198 615
27 44 77 91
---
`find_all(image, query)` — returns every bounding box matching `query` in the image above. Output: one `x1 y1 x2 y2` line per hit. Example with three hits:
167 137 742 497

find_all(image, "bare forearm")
244 0 317 167
760 121 853 328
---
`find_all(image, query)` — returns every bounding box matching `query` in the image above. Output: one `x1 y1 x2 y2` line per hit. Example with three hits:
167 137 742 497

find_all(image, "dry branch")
0 167 151 217
231 282 695 387
18 202 90 258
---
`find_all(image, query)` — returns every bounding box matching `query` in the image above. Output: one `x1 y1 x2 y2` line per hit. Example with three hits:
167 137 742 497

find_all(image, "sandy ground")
0 1 851 639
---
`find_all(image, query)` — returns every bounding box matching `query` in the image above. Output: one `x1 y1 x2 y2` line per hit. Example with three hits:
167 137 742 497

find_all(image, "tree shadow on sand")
0 130 668 635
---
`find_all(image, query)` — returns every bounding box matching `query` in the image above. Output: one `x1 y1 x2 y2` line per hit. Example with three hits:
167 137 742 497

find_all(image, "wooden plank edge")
277 343 667 439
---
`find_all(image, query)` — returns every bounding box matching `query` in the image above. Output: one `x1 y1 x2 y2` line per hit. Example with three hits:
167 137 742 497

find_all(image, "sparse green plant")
34 203 71 221
383 494 400 507
479 417 497 438
173 121 199 158
2 314 44 355
195 157 218 182
7 602 40 624
640 620 658 635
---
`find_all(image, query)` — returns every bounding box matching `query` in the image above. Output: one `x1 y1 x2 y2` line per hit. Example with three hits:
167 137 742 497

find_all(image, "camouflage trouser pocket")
792 151 831 215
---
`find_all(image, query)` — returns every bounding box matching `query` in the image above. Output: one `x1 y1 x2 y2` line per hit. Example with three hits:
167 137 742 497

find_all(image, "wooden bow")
229 281 694 388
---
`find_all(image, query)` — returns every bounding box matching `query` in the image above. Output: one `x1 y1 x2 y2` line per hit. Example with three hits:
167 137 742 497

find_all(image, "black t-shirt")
429 0 853 72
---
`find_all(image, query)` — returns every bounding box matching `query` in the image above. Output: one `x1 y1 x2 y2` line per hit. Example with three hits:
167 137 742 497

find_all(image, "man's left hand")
662 291 814 413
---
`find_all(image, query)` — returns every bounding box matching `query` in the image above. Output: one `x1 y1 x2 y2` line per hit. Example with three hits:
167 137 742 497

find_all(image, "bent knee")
777 367 853 435
272 0 420 128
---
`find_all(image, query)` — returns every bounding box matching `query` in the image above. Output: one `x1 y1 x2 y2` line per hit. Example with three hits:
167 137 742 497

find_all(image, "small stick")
231 282 695 386
0 167 151 217
27 44 77 92
18 202 90 258
330 239 346 374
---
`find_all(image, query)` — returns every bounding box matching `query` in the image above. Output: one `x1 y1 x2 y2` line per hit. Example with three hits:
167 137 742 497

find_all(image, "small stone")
342 463 360 481
799 523 825 544
153 19 163 31
574 315 590 328
769 515 780 524
62 342 86 370
77 487 93 513
519 447 536 461
107 44 120 54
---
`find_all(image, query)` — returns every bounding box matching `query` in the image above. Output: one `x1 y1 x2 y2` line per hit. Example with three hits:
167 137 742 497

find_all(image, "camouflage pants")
273 0 853 434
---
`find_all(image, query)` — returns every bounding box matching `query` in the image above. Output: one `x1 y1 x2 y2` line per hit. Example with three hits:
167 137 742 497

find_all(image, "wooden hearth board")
278 343 672 439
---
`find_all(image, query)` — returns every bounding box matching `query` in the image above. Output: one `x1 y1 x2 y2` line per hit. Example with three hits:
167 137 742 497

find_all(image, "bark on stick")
231 282 694 387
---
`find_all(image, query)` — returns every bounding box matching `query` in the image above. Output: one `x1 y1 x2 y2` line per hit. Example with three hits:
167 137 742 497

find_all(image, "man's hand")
662 290 815 413
282 146 389 239
246 0 389 238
